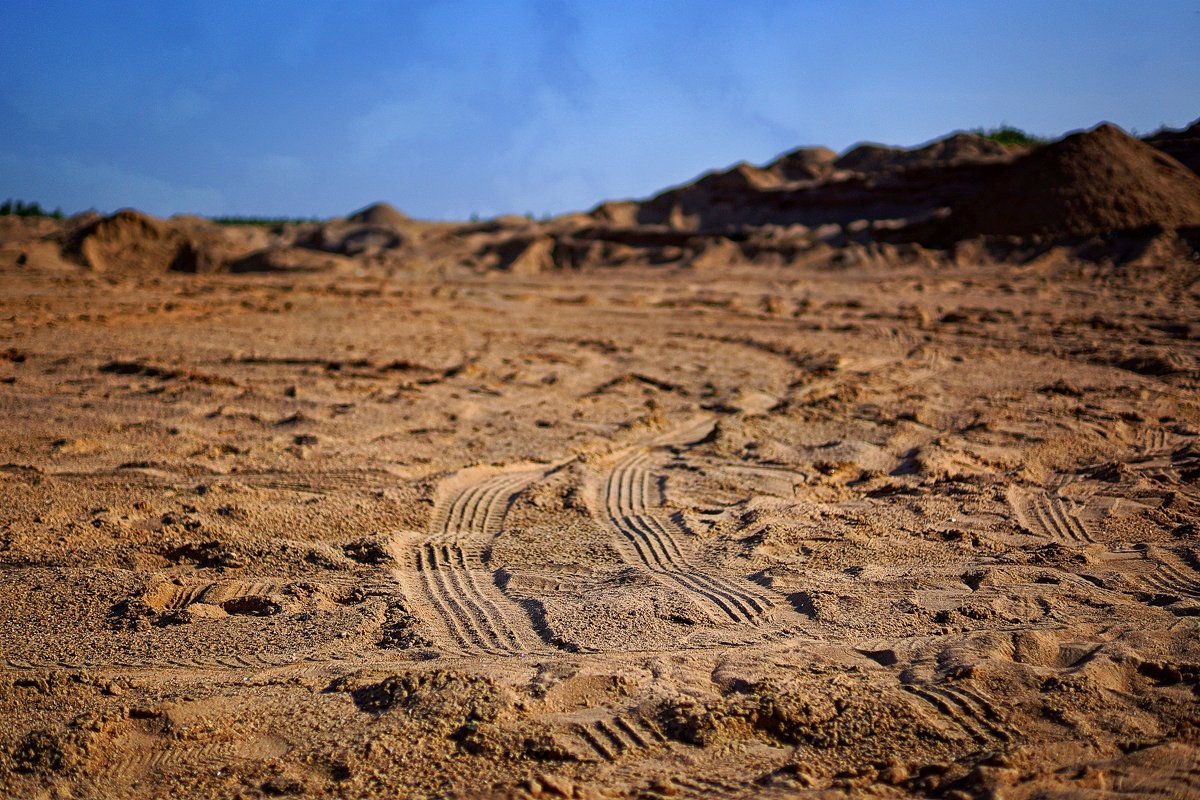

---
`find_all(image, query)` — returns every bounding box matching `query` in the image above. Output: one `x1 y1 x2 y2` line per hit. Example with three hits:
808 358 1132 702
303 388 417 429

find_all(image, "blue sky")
2 1 1197 219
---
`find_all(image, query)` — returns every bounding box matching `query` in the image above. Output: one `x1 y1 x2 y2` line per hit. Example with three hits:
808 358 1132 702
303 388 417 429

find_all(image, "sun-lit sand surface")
2 121 1200 799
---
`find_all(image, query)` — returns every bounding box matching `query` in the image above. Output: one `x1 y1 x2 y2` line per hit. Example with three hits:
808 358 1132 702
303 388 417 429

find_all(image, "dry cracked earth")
1 256 1199 799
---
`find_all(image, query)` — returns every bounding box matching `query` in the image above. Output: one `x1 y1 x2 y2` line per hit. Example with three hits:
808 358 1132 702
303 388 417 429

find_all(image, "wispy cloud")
345 65 489 161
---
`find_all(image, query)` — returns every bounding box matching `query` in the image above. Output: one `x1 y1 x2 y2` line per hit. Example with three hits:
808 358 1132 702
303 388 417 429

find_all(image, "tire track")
904 683 1015 745
1132 427 1193 458
1138 549 1200 600
757 623 811 645
603 447 774 625
85 731 289 793
413 541 496 654
937 684 1016 741
1135 448 1200 500
1126 432 1200 502
141 579 309 612
1011 488 1092 543
397 468 556 656
710 460 800 497
1107 751 1200 798
1142 465 1182 484
95 743 247 786
619 452 772 619
665 775 776 800
905 686 989 745
571 713 666 762
1 650 304 673
431 475 534 653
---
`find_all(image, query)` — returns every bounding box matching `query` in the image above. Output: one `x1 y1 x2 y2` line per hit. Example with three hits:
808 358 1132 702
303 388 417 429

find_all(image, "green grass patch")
971 126 1047 147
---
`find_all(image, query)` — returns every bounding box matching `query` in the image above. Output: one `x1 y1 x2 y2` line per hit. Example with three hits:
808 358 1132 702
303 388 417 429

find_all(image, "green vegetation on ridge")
971 125 1047 147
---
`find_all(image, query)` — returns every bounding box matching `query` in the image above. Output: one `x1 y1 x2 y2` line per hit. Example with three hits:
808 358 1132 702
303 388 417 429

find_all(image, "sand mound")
924 132 1014 162
496 236 558 274
590 201 642 226
763 146 837 181
0 215 63 240
691 162 781 193
38 121 1200 278
170 217 272 273
76 209 166 247
0 216 73 271
685 236 743 270
834 143 901 173
66 210 275 273
345 202 408 228
297 221 407 258
630 162 789 230
1146 118 1200 176
942 123 1200 239
836 133 1011 174
297 203 415 258
67 209 187 272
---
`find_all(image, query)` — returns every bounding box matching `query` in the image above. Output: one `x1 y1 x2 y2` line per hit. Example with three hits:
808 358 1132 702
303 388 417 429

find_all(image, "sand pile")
522 121 1200 273
67 210 185 272
301 203 414 258
763 146 837 181
66 205 404 273
941 123 1200 239
345 202 409 228
616 130 1024 236
589 201 640 226
0 216 74 271
689 162 781 193
633 163 784 230
169 216 272 273
835 132 1011 174
492 236 559 274
65 210 269 273
40 120 1200 280
1146 118 1200 176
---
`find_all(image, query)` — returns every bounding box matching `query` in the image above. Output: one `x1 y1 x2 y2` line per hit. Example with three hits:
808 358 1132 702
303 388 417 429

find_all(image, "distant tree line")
0 199 64 218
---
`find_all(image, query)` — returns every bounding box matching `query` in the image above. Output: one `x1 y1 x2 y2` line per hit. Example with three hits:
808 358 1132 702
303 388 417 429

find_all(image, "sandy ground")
1 256 1199 799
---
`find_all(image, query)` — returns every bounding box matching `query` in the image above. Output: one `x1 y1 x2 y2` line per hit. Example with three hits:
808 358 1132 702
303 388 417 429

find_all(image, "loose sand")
2 253 1199 799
